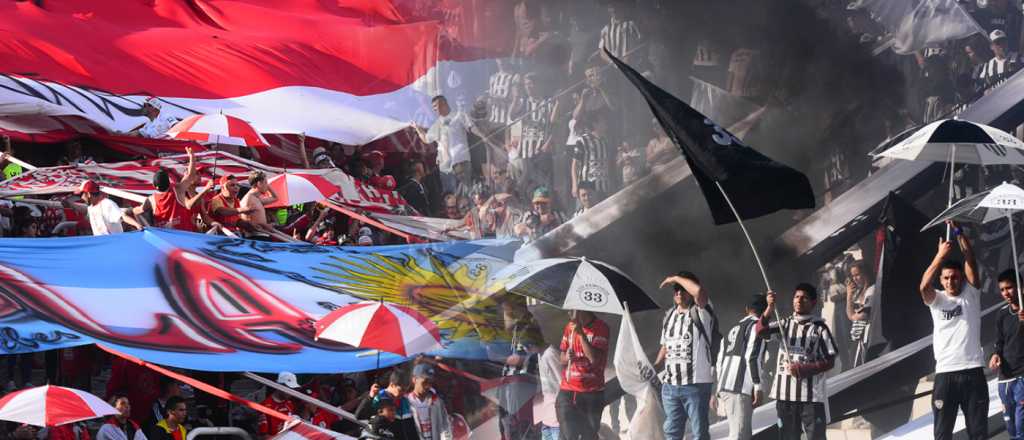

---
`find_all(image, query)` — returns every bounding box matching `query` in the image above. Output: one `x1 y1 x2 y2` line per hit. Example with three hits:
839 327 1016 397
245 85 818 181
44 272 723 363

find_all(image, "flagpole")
947 145 956 240
714 181 790 357
1009 211 1022 308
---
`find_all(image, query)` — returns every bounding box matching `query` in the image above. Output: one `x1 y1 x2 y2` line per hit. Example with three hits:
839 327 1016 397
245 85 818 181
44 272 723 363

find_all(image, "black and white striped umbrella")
494 257 658 315
872 118 1024 165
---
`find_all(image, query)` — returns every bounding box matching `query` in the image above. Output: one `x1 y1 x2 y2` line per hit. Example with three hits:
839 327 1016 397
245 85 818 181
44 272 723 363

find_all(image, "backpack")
690 303 723 364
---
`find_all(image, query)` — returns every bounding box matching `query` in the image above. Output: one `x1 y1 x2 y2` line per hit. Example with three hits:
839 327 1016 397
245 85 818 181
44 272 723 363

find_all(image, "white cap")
357 235 374 245
276 371 300 389
143 96 162 110
358 226 373 237
991 29 1008 41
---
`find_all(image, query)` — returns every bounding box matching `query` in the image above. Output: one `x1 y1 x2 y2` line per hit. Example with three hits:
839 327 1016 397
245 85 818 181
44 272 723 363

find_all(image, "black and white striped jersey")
488 71 518 124
716 315 768 395
516 97 555 159
763 315 838 403
659 306 716 386
574 133 612 194
599 19 642 59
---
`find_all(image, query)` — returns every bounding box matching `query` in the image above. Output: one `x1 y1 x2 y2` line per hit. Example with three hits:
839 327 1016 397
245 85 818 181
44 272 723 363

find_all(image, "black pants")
933 367 988 440
555 389 603 440
776 401 826 440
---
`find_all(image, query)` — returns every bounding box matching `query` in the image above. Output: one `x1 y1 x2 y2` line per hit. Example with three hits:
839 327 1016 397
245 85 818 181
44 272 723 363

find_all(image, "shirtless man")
240 171 279 241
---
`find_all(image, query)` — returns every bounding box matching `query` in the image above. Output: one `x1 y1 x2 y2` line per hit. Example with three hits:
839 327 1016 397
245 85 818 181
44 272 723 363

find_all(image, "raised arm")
755 291 781 338
660 274 708 308
178 147 198 189
258 185 278 206
952 221 979 288
298 133 310 169
411 122 430 145
304 206 329 242
919 238 953 305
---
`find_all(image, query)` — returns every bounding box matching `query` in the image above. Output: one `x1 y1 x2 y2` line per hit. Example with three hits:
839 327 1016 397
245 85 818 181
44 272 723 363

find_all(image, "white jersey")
87 198 125 235
929 284 984 373
425 111 472 173
138 114 178 139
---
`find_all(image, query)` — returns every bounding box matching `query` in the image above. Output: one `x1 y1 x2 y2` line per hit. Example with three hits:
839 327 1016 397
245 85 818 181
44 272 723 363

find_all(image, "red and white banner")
0 0 496 146
0 151 408 213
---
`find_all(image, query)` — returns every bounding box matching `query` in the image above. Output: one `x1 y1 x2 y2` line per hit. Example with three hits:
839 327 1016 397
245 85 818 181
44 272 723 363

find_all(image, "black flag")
605 49 815 225
875 191 932 348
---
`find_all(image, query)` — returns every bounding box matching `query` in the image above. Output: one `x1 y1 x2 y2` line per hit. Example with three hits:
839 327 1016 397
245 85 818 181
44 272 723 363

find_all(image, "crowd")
4 0 1024 439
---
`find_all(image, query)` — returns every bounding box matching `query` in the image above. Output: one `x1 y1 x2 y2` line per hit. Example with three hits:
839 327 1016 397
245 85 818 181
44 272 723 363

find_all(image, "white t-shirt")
929 283 984 373
88 198 124 235
425 112 471 173
139 114 178 139
407 393 434 440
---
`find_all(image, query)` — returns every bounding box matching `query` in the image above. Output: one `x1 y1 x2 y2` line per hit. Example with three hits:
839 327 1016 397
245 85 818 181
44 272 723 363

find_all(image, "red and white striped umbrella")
0 385 118 427
166 114 269 147
314 301 442 357
265 173 339 208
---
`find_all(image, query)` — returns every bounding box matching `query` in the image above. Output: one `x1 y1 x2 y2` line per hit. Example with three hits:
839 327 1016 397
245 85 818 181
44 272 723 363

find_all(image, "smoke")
563 0 909 323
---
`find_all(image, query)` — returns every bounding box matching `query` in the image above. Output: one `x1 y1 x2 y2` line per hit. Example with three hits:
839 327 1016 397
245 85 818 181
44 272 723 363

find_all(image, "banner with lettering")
0 151 408 214
0 228 521 372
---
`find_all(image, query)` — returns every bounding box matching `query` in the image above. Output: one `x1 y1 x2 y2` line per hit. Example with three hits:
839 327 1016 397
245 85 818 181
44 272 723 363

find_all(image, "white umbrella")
264 173 339 208
922 182 1024 305
873 118 1024 237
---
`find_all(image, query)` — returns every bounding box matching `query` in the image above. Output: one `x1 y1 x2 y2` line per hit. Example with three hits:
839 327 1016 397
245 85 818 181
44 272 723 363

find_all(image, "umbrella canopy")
872 118 1024 165
166 114 269 147
270 420 355 440
0 385 118 427
314 301 442 357
264 173 339 208
921 182 1024 230
494 257 659 315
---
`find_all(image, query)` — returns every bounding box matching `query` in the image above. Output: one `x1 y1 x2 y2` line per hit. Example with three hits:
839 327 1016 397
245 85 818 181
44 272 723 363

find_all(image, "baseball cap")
276 371 300 389
412 364 435 379
74 180 100 195
358 226 373 237
532 187 552 204
143 96 162 110
991 29 1008 41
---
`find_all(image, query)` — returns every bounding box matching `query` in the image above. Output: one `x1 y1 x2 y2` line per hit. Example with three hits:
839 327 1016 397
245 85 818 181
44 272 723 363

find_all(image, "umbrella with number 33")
493 257 659 315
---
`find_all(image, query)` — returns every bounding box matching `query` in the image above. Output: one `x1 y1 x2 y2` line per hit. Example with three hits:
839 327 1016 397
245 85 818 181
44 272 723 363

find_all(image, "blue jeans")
1001 378 1024 440
662 383 712 440
540 425 559 440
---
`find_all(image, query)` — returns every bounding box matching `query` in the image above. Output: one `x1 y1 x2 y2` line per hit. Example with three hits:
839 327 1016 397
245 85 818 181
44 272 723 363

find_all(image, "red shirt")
257 395 295 435
46 423 90 440
559 318 609 392
209 194 240 227
310 409 338 429
152 190 196 232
